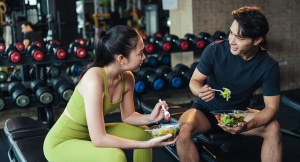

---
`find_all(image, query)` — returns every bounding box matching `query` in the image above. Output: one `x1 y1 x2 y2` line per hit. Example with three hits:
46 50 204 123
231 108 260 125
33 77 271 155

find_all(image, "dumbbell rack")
0 41 93 129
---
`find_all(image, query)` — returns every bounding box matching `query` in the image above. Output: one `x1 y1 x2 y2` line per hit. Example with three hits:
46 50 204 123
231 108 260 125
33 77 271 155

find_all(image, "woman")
43 25 176 162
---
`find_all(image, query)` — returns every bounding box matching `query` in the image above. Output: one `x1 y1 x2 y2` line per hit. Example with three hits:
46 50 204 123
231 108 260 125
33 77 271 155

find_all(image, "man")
176 6 282 162
21 21 43 49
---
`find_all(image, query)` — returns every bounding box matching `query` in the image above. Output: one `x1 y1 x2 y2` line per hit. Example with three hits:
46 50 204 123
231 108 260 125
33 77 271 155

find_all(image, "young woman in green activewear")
43 25 176 162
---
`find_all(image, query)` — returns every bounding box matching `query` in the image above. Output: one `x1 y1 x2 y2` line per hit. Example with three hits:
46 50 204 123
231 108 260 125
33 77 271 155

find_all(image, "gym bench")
136 97 262 162
4 117 48 162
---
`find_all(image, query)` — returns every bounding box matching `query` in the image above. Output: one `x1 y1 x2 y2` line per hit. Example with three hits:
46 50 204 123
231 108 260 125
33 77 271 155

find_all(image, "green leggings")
43 115 152 162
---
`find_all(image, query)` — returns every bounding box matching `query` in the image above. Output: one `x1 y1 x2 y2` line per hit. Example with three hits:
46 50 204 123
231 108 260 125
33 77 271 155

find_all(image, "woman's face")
128 36 146 72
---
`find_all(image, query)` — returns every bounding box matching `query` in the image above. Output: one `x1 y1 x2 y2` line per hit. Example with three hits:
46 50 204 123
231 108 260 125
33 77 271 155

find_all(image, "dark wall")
44 0 78 48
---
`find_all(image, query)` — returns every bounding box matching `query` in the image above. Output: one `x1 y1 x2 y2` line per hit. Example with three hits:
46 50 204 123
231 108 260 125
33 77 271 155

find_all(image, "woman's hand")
147 134 178 147
198 85 215 102
149 100 168 123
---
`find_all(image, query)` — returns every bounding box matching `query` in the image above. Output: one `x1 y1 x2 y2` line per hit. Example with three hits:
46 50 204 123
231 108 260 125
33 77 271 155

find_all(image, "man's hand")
218 121 247 134
198 85 215 102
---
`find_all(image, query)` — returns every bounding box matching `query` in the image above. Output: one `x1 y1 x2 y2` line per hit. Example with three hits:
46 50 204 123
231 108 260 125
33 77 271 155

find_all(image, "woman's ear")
117 54 127 65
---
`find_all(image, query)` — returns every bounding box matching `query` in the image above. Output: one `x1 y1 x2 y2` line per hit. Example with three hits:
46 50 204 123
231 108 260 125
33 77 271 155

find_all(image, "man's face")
228 20 254 56
21 24 27 33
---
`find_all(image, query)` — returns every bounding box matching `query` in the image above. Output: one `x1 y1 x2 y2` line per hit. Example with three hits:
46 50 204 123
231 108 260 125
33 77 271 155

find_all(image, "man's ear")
254 37 264 45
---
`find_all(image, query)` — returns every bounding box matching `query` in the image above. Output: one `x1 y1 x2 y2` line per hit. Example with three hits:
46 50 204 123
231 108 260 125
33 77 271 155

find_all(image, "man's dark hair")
232 6 269 40
22 21 34 29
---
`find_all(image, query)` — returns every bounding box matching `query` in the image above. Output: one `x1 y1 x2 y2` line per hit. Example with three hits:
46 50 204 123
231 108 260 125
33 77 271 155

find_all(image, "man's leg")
243 119 282 162
176 108 212 162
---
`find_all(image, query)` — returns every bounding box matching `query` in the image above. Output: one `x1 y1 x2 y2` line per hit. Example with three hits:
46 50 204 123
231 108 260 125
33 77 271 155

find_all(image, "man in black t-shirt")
21 21 43 49
176 6 282 162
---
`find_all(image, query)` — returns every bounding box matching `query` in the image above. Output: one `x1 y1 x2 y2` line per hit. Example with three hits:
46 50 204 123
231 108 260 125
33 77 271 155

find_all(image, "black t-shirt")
194 39 280 111
24 31 43 47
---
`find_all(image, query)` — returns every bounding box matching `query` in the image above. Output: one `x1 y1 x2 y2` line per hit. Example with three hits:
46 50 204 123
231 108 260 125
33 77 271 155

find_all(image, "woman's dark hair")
232 6 269 40
79 25 141 80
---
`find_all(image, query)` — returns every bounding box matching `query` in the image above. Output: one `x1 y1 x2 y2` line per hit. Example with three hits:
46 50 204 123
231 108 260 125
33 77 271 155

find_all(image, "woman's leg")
106 123 153 162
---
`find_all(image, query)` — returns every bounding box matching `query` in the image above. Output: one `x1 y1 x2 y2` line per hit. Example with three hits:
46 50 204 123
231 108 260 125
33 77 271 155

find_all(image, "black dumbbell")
164 34 189 51
136 67 165 91
184 33 207 50
5 45 22 63
155 65 183 89
198 32 212 44
143 54 159 68
46 40 67 60
8 81 30 107
157 53 171 67
52 76 74 102
68 42 87 59
27 44 44 62
10 69 22 81
47 65 61 78
174 63 194 85
207 31 227 43
134 74 148 95
0 70 8 83
0 39 6 54
143 40 155 54
148 35 172 52
66 64 83 76
14 42 25 52
31 80 54 105
0 88 5 110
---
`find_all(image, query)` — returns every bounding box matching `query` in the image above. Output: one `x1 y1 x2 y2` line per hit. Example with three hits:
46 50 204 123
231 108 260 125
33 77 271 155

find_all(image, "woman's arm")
78 68 173 148
119 71 165 125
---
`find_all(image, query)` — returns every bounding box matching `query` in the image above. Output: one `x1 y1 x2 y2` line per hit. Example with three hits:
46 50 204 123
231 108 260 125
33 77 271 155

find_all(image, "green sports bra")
66 68 125 125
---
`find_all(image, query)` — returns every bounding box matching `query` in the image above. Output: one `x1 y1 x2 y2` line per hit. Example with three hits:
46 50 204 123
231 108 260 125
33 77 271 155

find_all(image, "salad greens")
220 113 244 126
220 87 231 101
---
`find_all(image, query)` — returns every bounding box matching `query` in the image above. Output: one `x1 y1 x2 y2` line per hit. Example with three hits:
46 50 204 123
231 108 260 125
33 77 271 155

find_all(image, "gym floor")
1 90 300 162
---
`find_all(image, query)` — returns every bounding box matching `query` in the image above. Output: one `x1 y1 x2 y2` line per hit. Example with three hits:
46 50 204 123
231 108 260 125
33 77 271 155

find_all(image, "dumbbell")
164 34 189 51
157 53 171 66
10 69 22 81
68 42 87 59
0 39 5 53
0 88 5 110
184 33 207 50
14 42 25 52
198 32 212 44
46 40 67 60
27 44 45 62
0 69 8 83
207 31 227 43
30 80 54 105
8 81 30 107
143 55 159 68
47 65 61 78
134 74 148 95
148 35 172 52
66 64 83 76
155 65 183 89
5 45 22 63
31 41 43 49
143 40 155 54
75 38 87 47
174 63 194 85
52 76 74 102
136 67 165 91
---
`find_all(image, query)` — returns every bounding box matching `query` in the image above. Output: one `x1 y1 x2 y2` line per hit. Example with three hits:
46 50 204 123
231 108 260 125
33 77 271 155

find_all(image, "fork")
211 88 223 93
159 99 171 121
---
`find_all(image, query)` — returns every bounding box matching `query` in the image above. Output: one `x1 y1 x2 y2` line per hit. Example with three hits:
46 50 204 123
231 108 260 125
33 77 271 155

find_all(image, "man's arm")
246 95 280 130
189 68 215 102
23 39 30 49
